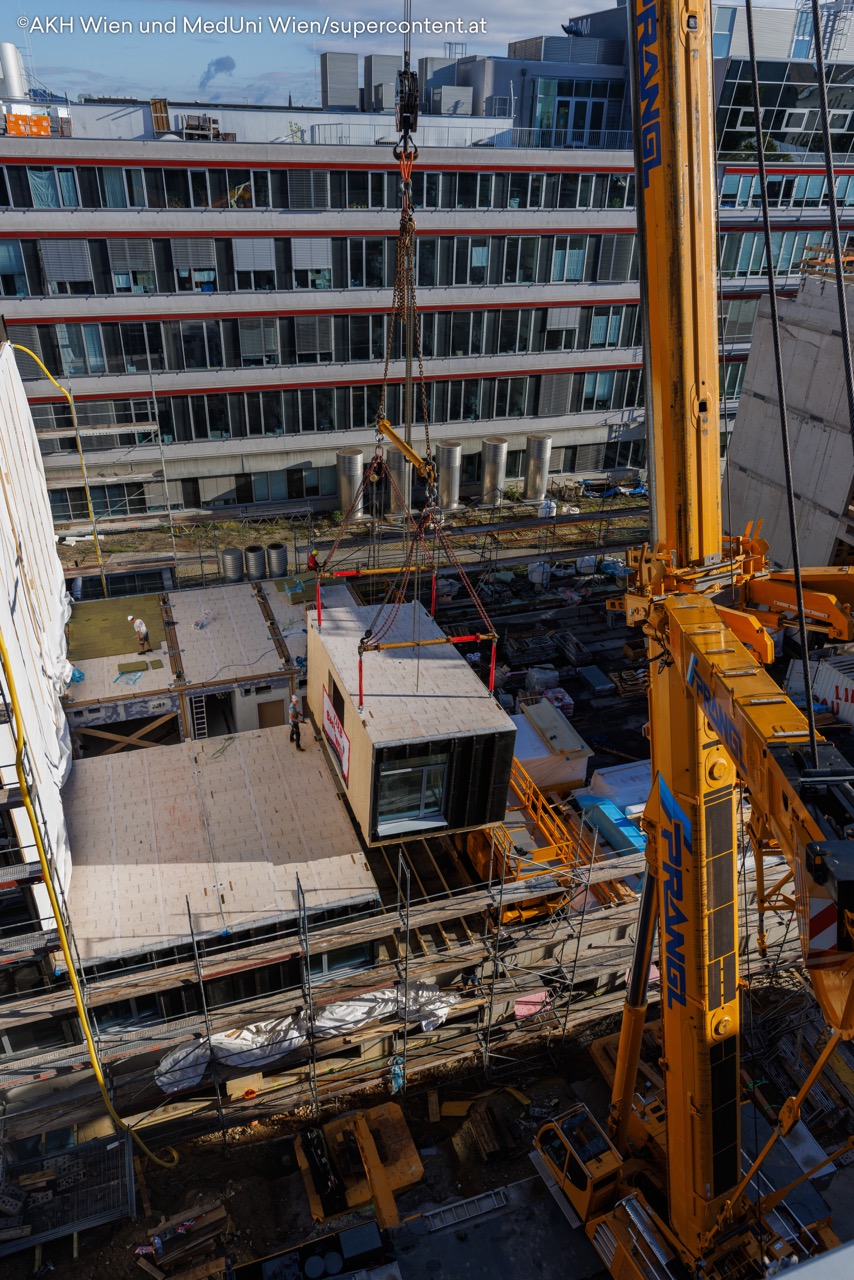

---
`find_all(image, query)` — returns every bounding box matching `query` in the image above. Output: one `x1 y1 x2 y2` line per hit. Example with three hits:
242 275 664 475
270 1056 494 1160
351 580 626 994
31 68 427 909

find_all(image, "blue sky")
13 0 583 105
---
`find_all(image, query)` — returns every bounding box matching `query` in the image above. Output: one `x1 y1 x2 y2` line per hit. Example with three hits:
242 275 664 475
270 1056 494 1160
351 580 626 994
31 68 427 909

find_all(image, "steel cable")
744 0 820 768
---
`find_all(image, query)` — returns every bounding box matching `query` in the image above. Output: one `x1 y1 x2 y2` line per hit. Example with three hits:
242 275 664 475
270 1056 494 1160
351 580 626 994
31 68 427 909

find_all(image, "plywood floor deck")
63 583 291 706
311 602 513 745
64 723 378 961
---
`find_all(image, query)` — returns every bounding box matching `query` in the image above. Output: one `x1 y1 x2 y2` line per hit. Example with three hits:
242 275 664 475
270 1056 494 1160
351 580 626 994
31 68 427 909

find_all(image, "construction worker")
128 614 152 654
307 548 320 572
289 694 305 751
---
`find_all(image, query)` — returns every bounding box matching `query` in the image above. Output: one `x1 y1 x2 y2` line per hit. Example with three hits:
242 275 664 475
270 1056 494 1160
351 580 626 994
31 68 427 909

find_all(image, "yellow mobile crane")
533 1 854 1277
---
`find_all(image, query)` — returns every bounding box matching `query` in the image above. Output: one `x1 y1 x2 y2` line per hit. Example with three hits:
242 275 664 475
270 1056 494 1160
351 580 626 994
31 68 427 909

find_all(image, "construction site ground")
4 1056 600 1280
7 1030 854 1280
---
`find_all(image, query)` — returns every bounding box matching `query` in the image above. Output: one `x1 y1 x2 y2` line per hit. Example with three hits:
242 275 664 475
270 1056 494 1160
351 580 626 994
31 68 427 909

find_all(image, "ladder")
189 694 208 739
422 1187 508 1231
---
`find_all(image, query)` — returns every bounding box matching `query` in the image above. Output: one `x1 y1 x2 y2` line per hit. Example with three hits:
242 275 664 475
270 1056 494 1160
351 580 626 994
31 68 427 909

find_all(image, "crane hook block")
396 69 419 141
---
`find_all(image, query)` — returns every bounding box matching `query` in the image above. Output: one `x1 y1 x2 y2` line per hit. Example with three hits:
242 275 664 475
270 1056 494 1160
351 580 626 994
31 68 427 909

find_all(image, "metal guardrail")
309 123 634 151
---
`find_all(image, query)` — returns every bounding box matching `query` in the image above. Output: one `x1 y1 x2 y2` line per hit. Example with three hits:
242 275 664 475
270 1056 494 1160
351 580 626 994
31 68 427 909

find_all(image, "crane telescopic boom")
532 2 854 1276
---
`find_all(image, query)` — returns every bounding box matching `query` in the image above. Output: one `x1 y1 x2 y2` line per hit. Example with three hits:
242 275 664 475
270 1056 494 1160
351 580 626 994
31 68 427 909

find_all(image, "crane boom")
533 0 854 1275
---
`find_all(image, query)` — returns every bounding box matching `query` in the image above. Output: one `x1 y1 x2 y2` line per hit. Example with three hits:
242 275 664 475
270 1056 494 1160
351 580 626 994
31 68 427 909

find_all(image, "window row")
0 164 636 213
0 233 646 299
720 171 854 210
0 230 813 300
32 368 647 448
10 305 644 382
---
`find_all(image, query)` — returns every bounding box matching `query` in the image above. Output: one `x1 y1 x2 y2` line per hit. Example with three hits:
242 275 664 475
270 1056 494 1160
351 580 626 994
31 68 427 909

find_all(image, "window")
108 239 156 294
172 238 217 291
538 1127 569 1174
233 237 276 290
553 235 590 282
294 237 333 290
28 167 79 208
0 240 28 296
377 751 449 835
238 317 279 367
310 942 372 981
713 7 737 59
55 324 106 376
348 237 384 289
41 239 94 295
791 9 812 58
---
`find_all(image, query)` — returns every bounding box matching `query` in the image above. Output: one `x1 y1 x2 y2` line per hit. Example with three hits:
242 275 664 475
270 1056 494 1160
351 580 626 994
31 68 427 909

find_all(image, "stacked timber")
136 1199 229 1280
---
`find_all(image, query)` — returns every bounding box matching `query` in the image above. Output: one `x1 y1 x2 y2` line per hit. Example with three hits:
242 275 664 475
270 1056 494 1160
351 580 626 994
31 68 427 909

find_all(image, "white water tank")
0 44 28 100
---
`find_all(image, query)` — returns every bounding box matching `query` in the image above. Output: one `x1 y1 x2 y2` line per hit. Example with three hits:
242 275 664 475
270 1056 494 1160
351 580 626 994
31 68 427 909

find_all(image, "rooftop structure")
307 602 515 843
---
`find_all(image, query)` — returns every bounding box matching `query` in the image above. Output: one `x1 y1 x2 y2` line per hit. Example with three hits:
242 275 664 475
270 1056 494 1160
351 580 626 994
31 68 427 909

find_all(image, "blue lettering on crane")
659 777 689 1009
636 0 662 188
686 654 747 775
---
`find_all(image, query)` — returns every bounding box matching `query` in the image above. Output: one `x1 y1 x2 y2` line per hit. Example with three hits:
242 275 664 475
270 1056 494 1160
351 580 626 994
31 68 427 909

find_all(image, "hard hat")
127 615 134 622
311 548 318 555
291 694 299 702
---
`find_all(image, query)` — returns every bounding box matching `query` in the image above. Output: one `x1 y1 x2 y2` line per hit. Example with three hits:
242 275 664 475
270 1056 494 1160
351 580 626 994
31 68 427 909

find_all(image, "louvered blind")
238 318 278 360
107 238 155 272
538 373 572 417
598 235 634 283
288 171 330 209
39 239 92 281
546 306 580 331
7 325 42 379
232 238 275 272
576 443 605 471
171 238 216 268
294 316 333 354
290 237 332 270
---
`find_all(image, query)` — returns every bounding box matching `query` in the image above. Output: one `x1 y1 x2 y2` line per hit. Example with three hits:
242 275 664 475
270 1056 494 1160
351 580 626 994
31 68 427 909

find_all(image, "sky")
11 0 580 105
11 0 802 107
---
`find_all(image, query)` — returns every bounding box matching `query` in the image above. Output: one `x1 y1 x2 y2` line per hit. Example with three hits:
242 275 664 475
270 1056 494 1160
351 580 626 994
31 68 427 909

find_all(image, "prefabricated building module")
307 601 516 846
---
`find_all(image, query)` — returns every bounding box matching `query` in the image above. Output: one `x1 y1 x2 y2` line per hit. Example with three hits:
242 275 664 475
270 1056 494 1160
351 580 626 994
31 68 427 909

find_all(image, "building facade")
2 6 854 532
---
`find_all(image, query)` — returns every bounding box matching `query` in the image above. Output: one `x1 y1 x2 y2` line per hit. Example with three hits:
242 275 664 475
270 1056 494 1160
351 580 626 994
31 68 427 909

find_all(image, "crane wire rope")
808 0 854 443
744 0 820 769
0 629 178 1168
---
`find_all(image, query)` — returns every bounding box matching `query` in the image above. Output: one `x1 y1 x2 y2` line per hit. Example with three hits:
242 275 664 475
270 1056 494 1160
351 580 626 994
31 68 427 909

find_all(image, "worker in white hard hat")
288 693 305 751
128 614 152 654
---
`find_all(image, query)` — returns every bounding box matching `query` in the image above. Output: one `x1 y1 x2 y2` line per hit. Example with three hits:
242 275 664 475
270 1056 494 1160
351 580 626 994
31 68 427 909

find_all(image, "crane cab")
534 1104 622 1222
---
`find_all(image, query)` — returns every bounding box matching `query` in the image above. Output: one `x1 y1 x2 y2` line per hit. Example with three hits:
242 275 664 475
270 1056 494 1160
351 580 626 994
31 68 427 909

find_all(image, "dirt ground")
3 1063 583 1280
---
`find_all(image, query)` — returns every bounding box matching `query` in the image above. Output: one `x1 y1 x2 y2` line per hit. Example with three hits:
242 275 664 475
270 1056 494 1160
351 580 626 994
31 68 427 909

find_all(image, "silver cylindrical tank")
0 44 28 100
267 542 288 577
222 547 243 582
523 433 553 503
336 447 366 520
244 545 267 580
437 440 463 511
386 446 412 518
481 437 508 505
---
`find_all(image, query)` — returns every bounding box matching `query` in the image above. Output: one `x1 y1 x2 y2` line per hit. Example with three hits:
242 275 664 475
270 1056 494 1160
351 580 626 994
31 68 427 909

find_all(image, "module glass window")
377 752 449 834
561 1111 610 1163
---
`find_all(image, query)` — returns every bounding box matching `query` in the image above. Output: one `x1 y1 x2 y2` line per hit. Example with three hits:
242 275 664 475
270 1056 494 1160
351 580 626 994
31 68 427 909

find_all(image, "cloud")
199 55 236 92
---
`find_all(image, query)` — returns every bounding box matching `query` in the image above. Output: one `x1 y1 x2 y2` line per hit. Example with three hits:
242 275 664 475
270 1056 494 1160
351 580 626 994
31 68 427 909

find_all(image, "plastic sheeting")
0 344 73 915
155 982 458 1093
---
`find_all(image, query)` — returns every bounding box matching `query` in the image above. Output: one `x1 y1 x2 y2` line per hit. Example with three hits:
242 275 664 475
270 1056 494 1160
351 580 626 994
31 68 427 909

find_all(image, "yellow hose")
0 625 178 1166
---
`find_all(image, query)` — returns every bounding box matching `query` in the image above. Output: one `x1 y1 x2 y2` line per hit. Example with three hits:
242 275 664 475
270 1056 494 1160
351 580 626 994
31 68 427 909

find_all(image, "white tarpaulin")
155 983 458 1093
0 343 72 915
